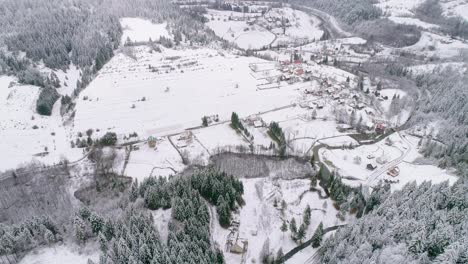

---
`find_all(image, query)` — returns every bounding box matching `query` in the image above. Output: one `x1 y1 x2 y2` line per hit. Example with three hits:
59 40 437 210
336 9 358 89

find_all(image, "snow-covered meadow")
120 17 171 44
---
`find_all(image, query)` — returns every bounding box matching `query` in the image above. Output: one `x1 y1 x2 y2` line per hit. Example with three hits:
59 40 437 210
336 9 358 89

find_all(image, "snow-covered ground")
401 31 468 58
442 0 468 20
213 177 344 264
376 0 425 17
205 7 323 49
205 10 275 49
120 17 171 44
388 16 439 29
0 76 81 172
124 137 185 180
194 123 250 153
409 62 467 75
73 46 301 140
19 243 99 264
265 7 324 46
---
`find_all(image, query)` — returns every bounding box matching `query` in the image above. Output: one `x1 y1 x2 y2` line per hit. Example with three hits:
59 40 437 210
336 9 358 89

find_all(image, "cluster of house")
278 59 314 83
225 219 249 255
257 14 291 33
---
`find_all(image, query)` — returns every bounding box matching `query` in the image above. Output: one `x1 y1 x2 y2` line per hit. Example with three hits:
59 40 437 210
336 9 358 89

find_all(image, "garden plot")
205 10 275 49
193 123 250 154
212 177 342 264
19 243 99 264
281 119 348 141
401 31 468 58
124 138 185 181
247 125 273 149
73 46 301 140
120 17 171 43
0 76 81 172
171 132 210 165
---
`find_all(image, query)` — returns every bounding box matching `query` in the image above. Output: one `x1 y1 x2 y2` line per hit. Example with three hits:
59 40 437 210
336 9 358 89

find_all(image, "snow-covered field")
194 123 250 153
388 16 439 29
120 17 171 44
205 7 323 49
401 31 468 58
205 10 275 49
266 7 324 46
409 62 467 75
0 76 81 172
19 243 99 264
73 46 300 140
124 137 185 180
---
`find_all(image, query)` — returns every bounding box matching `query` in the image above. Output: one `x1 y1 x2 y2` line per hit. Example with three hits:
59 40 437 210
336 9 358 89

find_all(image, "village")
0 0 464 263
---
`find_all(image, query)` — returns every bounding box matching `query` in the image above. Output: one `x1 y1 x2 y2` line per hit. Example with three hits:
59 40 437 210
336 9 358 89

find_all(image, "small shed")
375 123 386 135
387 166 400 177
148 136 157 148
366 162 377 170
230 243 244 254
356 103 365 110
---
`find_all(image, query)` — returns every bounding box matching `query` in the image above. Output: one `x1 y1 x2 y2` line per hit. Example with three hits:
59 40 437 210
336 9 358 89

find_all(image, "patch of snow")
19 243 99 264
120 17 171 44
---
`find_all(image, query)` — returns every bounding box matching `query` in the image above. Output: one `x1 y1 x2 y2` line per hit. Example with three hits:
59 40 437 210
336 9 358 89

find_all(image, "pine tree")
275 248 284 264
311 222 324 248
280 221 288 233
297 223 306 243
74 216 86 243
90 213 104 235
303 205 311 227
231 112 239 129
290 218 297 236
202 116 209 127
130 179 139 202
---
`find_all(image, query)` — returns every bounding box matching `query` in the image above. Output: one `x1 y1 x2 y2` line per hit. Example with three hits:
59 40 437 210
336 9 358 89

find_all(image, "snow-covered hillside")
0 76 81 171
